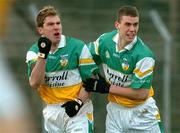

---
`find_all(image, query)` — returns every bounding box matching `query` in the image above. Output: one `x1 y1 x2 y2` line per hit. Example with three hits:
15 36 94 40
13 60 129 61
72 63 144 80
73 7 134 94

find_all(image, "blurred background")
0 0 179 133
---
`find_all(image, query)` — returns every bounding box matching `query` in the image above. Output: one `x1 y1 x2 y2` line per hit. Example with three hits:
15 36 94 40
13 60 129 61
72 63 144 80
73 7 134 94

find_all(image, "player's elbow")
29 78 40 89
136 93 148 100
135 89 149 100
29 81 39 89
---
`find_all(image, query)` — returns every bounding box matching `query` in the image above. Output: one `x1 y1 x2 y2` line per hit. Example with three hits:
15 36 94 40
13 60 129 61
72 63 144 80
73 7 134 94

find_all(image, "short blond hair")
36 6 60 27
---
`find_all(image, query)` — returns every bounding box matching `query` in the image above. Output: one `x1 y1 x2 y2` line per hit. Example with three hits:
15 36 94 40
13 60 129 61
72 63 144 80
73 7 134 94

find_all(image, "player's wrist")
74 98 83 106
38 52 47 59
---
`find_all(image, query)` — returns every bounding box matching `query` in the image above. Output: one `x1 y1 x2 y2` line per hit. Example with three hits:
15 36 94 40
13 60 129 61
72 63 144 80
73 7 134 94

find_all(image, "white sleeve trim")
134 57 155 79
26 51 38 63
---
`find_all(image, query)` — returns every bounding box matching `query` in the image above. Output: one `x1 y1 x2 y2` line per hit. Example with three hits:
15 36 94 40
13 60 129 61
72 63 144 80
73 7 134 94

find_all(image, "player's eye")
133 23 138 27
125 23 131 27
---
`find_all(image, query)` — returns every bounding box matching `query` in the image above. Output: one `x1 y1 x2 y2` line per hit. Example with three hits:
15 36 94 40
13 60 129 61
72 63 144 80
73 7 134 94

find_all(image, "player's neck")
117 39 127 51
50 43 59 53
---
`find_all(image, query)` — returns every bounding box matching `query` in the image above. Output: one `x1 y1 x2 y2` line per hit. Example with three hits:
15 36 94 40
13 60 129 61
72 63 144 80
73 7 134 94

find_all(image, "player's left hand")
61 99 83 117
83 76 110 94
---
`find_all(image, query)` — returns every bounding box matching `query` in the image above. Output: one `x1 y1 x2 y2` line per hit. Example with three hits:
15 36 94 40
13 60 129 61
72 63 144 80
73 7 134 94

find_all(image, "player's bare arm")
83 65 151 101
109 85 149 100
29 59 46 89
84 77 149 100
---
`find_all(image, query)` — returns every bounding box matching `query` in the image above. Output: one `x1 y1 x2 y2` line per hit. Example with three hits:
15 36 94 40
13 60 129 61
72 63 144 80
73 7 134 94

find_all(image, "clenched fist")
38 36 52 59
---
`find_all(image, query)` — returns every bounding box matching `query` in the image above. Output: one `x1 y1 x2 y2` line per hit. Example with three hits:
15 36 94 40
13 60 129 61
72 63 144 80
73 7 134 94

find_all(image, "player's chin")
126 37 135 42
52 37 60 44
126 39 134 44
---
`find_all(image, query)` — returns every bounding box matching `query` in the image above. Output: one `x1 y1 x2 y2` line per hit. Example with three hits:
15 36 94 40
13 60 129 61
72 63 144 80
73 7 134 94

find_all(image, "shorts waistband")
45 99 91 109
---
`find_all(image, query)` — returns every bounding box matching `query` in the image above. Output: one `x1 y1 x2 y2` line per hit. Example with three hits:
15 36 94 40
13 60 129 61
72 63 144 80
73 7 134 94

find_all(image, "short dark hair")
117 6 139 22
36 5 60 27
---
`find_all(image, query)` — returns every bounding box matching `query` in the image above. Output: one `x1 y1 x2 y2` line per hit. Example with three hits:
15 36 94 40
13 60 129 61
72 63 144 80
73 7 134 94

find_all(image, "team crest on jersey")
122 58 129 71
60 54 68 67
105 51 110 59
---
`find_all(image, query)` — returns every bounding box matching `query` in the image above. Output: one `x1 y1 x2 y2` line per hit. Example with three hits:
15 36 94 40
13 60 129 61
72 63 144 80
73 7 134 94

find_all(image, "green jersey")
26 35 98 104
88 30 155 107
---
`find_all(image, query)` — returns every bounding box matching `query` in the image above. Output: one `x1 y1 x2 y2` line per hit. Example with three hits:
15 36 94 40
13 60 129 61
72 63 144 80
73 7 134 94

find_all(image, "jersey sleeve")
26 50 38 78
87 35 104 65
78 45 99 81
130 57 155 89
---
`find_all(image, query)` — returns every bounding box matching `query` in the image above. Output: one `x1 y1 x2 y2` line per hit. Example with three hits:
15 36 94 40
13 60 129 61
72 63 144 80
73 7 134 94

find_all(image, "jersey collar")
113 32 137 52
58 35 66 48
49 35 66 54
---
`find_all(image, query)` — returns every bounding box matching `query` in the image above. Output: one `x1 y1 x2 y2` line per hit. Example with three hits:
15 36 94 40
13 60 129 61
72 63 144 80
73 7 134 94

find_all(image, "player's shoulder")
66 35 85 46
135 37 154 58
96 30 117 49
99 30 118 41
28 42 38 53
26 42 38 64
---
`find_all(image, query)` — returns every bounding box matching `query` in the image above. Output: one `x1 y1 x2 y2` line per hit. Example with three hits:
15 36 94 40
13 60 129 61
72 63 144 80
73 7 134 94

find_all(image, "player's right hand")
37 36 52 59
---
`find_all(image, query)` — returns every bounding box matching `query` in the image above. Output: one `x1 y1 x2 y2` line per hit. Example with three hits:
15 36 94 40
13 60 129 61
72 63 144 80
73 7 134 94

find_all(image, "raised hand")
38 36 52 59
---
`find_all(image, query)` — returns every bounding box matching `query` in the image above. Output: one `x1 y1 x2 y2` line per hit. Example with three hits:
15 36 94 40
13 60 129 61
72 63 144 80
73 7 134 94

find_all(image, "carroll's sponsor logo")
106 69 130 87
45 71 68 87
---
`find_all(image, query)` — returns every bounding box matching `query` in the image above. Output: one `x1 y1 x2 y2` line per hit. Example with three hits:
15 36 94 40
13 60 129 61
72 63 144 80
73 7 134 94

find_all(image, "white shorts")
43 100 93 133
106 97 162 133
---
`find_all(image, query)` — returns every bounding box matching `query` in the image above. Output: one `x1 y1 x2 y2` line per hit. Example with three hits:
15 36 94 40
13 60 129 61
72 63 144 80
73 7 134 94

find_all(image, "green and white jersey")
88 30 155 107
26 35 98 104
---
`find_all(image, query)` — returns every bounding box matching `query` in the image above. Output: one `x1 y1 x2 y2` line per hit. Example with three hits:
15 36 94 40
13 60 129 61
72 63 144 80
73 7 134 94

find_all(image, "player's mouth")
54 32 60 37
126 33 135 40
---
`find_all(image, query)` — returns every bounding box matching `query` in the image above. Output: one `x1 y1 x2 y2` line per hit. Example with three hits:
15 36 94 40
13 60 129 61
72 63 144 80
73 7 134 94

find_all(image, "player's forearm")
109 85 149 100
29 58 46 89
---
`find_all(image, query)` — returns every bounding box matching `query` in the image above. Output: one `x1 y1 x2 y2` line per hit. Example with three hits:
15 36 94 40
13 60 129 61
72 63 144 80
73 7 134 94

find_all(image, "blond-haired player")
26 5 97 133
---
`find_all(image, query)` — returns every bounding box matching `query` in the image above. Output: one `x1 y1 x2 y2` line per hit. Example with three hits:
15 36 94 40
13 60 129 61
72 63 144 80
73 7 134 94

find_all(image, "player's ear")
36 27 43 35
115 21 120 29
